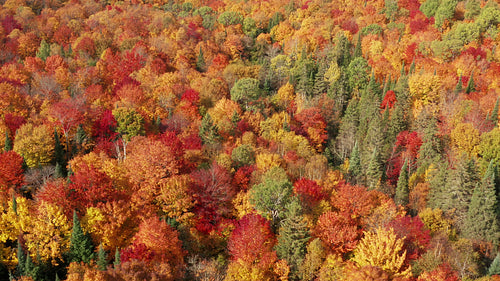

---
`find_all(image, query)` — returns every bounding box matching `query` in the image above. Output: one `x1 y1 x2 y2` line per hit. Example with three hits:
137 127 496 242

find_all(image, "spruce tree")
490 97 499 126
4 131 12 151
199 113 220 145
409 59 415 74
114 248 121 268
455 74 463 93
353 33 362 58
36 39 50 61
275 199 310 280
16 242 25 277
69 211 95 264
465 72 475 93
395 160 409 206
97 244 108 271
366 148 382 190
54 129 65 174
489 253 500 276
196 47 206 72
55 273 61 281
348 142 361 182
12 194 17 215
463 161 500 244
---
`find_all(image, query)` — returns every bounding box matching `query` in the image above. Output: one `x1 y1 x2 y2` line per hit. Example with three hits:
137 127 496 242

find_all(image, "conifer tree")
348 142 361 182
69 211 95 264
199 113 219 144
409 59 415 74
366 148 382 190
464 161 499 244
465 72 475 93
455 74 463 93
395 160 409 206
5 131 12 151
114 248 121 268
489 253 500 276
16 242 25 277
55 273 60 281
275 199 310 280
353 33 362 58
54 129 66 176
196 47 206 72
97 244 107 271
36 39 50 61
490 97 499 125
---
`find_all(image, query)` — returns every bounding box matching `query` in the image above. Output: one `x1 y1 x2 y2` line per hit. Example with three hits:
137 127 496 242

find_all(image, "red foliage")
294 107 328 148
380 90 397 111
190 163 235 233
75 36 96 57
37 179 75 218
181 89 200 105
228 213 277 267
53 24 73 47
44 55 66 74
387 216 431 263
50 99 85 137
121 242 155 263
386 131 422 185
4 113 26 135
409 11 432 34
341 19 359 35
1 15 22 36
293 178 326 207
332 181 383 219
462 47 487 60
315 211 362 254
92 109 117 141
181 133 202 150
417 263 460 281
0 151 25 195
399 0 421 12
405 42 418 64
232 165 255 191
210 54 229 72
187 22 201 41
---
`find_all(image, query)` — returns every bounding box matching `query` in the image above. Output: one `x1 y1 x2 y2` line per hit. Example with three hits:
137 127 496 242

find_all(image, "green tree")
231 144 255 167
199 113 220 145
348 142 361 182
395 160 409 206
420 0 441 18
275 199 310 280
465 0 481 19
16 242 25 277
346 57 370 92
196 47 206 72
463 161 500 244
366 148 382 190
230 78 262 108
249 167 293 225
465 72 475 94
4 131 12 151
434 0 459 28
112 107 145 159
97 244 107 271
489 253 500 275
243 17 258 38
217 11 243 27
36 39 50 61
69 211 95 264
114 248 120 268
336 98 359 161
299 238 326 281
489 97 499 125
455 74 463 93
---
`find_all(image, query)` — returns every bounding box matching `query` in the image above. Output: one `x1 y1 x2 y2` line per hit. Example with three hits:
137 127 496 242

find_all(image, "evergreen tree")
114 248 121 268
4 131 12 151
196 46 206 72
55 273 60 281
36 39 50 61
427 160 449 209
12 194 17 215
24 253 39 280
69 211 95 264
463 161 500 244
275 199 310 280
54 129 65 169
54 163 64 179
16 242 25 277
455 74 463 93
353 33 362 58
442 156 478 231
465 71 475 93
366 148 382 190
409 59 415 74
490 97 499 126
348 142 361 182
336 98 359 160
199 113 220 144
312 61 328 96
97 244 107 271
361 112 384 169
489 253 500 276
417 117 443 170
75 125 86 148
394 160 409 206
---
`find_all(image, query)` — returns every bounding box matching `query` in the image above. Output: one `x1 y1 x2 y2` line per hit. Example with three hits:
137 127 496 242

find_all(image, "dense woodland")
0 0 499 280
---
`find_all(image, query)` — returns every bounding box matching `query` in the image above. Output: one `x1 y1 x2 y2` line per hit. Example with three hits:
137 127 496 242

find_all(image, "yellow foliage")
318 254 345 281
241 131 256 146
450 122 480 158
207 98 241 135
419 208 454 237
24 201 71 265
352 227 411 279
225 261 274 281
260 112 290 141
324 62 341 86
255 152 283 172
0 196 32 243
13 123 54 168
272 82 295 108
156 175 195 224
232 191 254 219
408 73 441 105
320 170 344 197
362 200 403 231
274 259 290 281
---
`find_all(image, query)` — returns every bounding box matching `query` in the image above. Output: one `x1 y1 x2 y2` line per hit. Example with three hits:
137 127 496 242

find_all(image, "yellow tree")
13 123 54 168
351 227 411 279
24 201 71 265
450 122 480 158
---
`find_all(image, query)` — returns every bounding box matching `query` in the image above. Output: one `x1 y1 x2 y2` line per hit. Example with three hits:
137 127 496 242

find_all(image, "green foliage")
4 131 12 151
69 211 95 264
361 24 383 36
346 57 370 92
193 6 216 30
199 113 220 145
420 0 441 18
348 142 361 181
114 248 120 268
230 78 262 106
465 72 475 94
384 0 399 21
268 12 282 32
197 47 206 72
243 17 258 38
366 148 382 190
489 253 500 275
112 107 145 142
217 11 243 27
16 242 25 277
395 160 409 206
36 39 50 61
434 0 458 28
97 244 107 271
299 238 326 281
231 144 255 167
249 167 293 224
275 199 310 280
463 161 500 244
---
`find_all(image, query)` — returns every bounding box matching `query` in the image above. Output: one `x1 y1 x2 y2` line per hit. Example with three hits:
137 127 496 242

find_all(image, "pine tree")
97 244 108 271
348 142 361 182
455 74 463 93
36 39 50 61
490 97 499 125
54 163 64 178
4 131 12 151
463 161 500 244
54 129 65 172
199 113 220 144
12 194 17 215
489 253 500 276
312 61 328 96
69 211 95 264
275 199 310 280
366 148 382 190
114 248 121 268
16 242 25 277
409 59 415 74
353 33 362 58
465 72 475 94
196 46 206 72
394 160 409 206
442 156 478 231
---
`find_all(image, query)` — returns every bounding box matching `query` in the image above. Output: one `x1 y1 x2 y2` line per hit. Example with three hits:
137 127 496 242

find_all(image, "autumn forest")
0 0 499 280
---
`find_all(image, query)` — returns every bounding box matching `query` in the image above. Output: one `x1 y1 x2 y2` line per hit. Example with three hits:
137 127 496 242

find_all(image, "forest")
0 0 499 280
